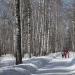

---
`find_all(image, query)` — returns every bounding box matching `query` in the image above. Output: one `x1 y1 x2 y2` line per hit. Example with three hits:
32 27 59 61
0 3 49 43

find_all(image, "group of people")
62 48 69 58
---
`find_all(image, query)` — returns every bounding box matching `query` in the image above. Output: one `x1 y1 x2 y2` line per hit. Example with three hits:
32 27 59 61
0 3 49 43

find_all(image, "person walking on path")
62 48 69 58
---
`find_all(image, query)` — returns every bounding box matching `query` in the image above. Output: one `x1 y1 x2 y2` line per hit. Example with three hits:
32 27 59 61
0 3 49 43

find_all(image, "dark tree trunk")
0 49 1 56
15 0 22 65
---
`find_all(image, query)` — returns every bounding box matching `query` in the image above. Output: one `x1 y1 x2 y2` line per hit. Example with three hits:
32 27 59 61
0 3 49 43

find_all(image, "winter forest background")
0 0 75 63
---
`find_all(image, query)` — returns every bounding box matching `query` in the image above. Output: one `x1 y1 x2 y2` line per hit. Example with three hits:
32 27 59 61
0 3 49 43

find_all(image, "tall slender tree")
15 0 22 65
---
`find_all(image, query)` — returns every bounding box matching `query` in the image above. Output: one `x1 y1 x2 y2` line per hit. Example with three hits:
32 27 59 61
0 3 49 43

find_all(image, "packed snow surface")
0 52 75 75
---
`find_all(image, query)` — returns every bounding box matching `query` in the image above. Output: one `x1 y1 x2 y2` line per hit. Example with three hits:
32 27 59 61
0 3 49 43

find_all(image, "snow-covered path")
32 52 75 75
0 52 75 75
33 60 75 75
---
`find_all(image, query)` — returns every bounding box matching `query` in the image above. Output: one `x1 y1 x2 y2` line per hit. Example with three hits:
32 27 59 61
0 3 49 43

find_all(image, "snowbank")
0 67 31 75
0 52 75 75
14 64 37 73
23 57 50 68
0 54 15 67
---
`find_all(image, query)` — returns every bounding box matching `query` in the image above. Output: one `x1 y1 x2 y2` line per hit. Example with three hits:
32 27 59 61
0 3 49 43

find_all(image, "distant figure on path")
62 48 69 58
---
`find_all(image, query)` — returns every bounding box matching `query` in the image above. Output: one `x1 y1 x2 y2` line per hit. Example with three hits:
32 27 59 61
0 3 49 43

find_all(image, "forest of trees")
0 0 75 64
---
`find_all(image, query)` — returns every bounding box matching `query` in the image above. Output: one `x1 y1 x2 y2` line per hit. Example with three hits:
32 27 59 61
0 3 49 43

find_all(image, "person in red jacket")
62 48 69 58
64 48 69 58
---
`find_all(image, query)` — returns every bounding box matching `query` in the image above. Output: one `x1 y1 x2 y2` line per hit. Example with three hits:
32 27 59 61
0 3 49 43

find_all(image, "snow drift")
0 52 75 75
0 67 30 75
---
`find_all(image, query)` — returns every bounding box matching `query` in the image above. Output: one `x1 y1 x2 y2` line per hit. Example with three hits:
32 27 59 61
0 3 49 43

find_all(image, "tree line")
0 0 75 64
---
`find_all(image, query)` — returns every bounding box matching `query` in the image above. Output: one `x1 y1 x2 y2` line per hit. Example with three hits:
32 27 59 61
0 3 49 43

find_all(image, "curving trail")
32 52 75 75
0 52 75 75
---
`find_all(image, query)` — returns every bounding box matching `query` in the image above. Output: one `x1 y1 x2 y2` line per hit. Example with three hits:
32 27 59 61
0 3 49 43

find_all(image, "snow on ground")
0 66 30 75
0 54 15 67
0 52 75 75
